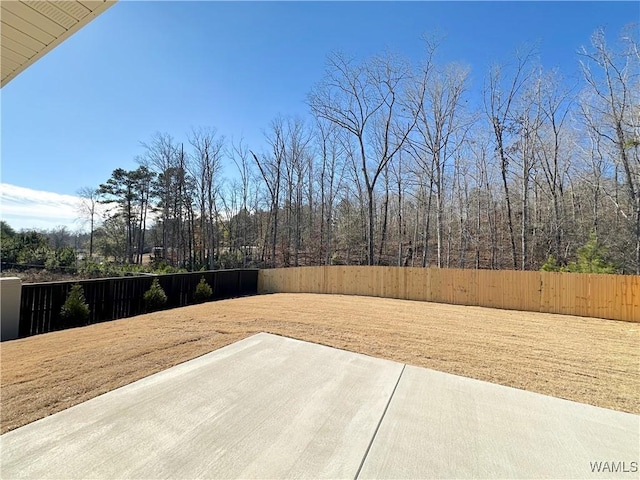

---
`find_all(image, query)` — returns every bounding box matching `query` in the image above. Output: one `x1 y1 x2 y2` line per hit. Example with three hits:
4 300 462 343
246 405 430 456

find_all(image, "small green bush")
541 254 561 272
331 252 345 265
144 278 167 312
540 233 616 274
194 276 213 303
60 284 90 325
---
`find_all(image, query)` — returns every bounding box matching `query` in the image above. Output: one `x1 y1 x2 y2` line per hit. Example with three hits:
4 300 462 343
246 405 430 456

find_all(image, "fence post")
1 277 22 341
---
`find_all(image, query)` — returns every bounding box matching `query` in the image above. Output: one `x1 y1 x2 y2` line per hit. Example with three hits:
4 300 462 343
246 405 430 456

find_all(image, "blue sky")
1 1 638 230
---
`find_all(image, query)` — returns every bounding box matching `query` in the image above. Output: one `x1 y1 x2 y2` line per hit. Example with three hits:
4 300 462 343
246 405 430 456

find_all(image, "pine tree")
144 278 168 312
60 284 90 326
567 232 616 274
194 276 213 303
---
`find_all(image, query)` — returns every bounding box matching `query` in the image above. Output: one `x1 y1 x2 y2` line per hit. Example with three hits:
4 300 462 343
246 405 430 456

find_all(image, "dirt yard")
1 293 638 434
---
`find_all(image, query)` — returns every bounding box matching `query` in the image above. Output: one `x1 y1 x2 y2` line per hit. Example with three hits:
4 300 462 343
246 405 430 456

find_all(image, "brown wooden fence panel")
619 275 639 321
540 271 560 314
345 266 362 297
258 267 639 322
630 275 639 321
559 272 579 316
540 272 589 317
428 268 447 304
476 270 504 310
329 266 348 296
372 266 386 298
430 268 478 306
302 266 323 294
453 268 479 306
501 270 540 312
404 267 428 301
586 274 620 320
567 273 590 317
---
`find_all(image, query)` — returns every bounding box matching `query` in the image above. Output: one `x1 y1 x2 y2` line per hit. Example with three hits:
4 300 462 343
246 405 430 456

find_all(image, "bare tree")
577 99 607 236
390 149 412 266
484 48 537 269
467 135 498 269
252 117 286 267
535 70 573 264
309 52 416 265
510 67 544 270
408 55 470 268
77 186 100 259
579 27 640 273
229 137 256 267
277 117 313 266
188 127 225 269
139 132 179 262
315 119 346 264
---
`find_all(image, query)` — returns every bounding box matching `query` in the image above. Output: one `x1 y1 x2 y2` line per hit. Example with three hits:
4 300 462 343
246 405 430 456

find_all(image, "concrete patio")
1 332 638 479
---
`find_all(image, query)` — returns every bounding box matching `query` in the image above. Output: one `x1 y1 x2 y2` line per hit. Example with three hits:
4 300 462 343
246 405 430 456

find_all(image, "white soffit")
1 1 116 87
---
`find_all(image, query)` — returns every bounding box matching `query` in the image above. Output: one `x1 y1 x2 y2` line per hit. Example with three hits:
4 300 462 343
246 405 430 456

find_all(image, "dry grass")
1 293 638 434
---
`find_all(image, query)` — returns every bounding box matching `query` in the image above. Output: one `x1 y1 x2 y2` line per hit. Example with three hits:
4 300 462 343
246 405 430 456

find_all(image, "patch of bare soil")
1 293 638 434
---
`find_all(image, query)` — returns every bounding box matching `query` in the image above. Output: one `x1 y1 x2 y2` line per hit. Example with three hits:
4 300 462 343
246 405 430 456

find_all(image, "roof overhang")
1 1 116 87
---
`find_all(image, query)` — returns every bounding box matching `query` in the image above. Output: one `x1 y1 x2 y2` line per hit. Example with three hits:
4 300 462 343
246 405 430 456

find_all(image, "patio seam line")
353 362 407 480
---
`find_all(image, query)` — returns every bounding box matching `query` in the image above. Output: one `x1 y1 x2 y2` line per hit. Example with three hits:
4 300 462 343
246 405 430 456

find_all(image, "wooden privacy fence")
258 266 639 322
19 269 259 337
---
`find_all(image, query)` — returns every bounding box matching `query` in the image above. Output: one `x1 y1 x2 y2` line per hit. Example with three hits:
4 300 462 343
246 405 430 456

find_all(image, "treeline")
77 27 638 274
0 222 191 281
1 222 80 272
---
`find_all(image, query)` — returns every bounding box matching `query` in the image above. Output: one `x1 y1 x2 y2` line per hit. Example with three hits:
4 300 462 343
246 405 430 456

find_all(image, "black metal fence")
19 269 258 338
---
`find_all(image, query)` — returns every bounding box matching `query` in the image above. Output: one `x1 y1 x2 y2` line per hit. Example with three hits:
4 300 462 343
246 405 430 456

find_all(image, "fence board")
540 272 560 314
258 267 639 322
477 270 502 310
499 270 539 312
404 268 424 301
618 275 638 321
453 269 478 306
